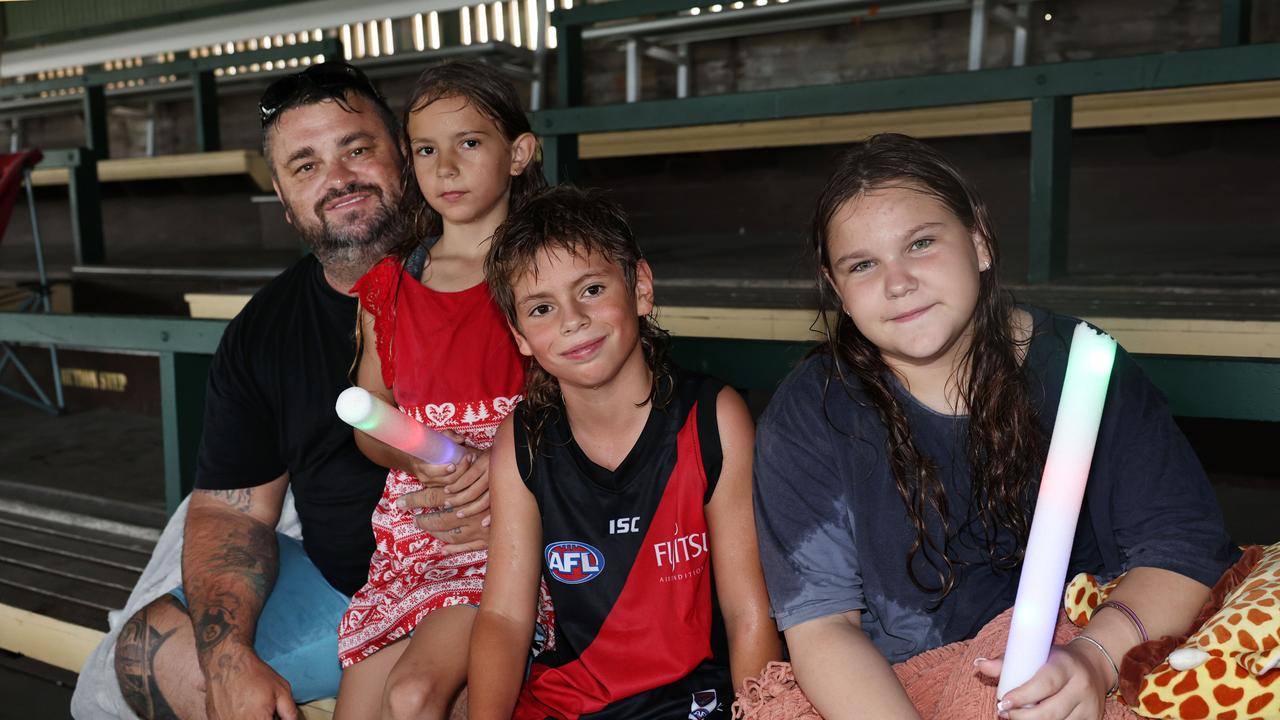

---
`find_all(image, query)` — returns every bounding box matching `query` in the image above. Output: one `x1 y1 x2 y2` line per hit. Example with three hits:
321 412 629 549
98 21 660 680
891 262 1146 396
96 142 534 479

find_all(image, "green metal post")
81 84 109 157
68 148 105 265
543 20 582 185
440 7 464 47
193 70 221 152
1221 0 1252 46
159 351 212 516
1028 95 1072 284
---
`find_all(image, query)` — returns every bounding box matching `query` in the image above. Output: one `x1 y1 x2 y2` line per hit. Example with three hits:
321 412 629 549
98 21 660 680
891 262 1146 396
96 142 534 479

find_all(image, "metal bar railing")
0 312 225 515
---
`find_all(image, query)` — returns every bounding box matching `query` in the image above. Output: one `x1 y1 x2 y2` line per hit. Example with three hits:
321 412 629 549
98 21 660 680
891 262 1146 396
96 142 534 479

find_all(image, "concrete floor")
0 653 75 720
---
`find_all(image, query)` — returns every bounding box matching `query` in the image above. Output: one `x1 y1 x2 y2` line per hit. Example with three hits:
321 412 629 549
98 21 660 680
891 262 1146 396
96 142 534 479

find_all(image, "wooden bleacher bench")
30 150 272 193
580 79 1280 158
23 78 1269 190
187 291 1280 360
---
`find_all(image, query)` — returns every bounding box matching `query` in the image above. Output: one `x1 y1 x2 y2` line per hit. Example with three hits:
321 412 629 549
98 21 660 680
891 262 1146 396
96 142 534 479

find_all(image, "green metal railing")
30 148 102 265
0 313 224 515
2 313 1276 515
536 0 1273 284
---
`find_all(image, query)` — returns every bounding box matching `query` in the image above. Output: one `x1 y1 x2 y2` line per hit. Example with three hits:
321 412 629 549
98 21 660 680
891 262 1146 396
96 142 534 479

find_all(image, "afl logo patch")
545 541 605 584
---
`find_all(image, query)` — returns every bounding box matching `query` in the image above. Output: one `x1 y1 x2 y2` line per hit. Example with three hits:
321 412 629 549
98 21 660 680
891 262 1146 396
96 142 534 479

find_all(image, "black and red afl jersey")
512 370 732 720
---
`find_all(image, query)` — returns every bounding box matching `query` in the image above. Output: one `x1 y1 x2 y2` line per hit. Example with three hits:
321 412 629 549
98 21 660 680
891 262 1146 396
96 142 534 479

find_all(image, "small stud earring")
981 261 991 271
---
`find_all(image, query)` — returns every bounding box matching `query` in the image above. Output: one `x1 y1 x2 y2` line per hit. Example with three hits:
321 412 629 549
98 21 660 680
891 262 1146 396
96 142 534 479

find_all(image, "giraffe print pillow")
1064 542 1280 720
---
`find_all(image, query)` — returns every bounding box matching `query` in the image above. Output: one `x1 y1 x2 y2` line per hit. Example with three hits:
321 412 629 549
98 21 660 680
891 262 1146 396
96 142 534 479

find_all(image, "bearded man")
81 62 486 720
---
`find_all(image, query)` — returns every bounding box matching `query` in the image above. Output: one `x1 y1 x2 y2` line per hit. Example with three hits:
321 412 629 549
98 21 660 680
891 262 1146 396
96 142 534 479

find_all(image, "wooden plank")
301 699 335 719
1075 80 1280 129
188 292 1279 358
580 101 1031 158
0 602 103 673
659 306 828 343
662 307 1280 359
187 294 1280 358
31 150 273 192
1093 317 1280 359
579 80 1280 158
184 293 253 321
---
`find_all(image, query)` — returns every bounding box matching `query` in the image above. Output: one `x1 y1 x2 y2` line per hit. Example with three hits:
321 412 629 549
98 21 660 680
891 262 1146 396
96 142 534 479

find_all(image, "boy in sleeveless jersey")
470 186 781 719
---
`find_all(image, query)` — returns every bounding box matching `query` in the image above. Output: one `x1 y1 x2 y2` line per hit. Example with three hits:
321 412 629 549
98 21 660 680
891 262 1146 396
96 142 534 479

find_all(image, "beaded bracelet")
1097 600 1148 643
1069 635 1120 698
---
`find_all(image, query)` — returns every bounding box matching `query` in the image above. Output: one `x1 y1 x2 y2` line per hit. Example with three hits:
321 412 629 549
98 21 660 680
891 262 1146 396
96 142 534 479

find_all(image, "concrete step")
0 502 155 632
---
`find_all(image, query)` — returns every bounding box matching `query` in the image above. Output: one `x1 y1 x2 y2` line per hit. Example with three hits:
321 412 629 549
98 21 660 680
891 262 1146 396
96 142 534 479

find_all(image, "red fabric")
515 400 716 719
339 255 552 667
0 150 42 241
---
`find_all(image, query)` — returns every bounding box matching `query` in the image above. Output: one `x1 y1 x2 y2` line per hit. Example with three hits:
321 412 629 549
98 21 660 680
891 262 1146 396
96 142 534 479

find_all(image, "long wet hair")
812 133 1043 601
486 185 674 460
391 60 546 259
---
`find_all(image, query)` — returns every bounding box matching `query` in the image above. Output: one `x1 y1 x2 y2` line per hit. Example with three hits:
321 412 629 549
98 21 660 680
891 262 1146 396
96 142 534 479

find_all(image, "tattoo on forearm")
192 602 237 655
115 596 183 720
205 520 276 600
185 514 279 663
205 488 254 513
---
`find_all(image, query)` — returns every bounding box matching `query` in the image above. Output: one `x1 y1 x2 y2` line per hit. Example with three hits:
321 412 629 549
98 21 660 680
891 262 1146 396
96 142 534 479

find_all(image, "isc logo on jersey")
545 541 606 584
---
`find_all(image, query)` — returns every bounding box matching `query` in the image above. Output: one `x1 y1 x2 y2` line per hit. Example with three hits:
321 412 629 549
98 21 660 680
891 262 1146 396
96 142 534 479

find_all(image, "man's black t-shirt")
194 254 385 596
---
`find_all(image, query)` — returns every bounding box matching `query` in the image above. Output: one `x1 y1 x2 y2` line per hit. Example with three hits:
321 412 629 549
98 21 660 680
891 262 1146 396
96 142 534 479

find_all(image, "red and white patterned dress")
338 255 553 667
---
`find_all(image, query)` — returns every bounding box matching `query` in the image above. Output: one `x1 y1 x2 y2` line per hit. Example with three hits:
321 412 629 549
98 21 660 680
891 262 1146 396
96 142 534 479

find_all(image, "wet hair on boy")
485 184 675 453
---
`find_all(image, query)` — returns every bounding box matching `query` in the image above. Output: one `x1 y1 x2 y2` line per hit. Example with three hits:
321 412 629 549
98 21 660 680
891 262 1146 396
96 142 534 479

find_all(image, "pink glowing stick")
997 322 1118 699
335 387 465 465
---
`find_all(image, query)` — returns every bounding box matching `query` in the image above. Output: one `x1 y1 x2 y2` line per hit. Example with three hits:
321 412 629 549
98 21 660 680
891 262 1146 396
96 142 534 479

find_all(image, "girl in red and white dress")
334 62 552 720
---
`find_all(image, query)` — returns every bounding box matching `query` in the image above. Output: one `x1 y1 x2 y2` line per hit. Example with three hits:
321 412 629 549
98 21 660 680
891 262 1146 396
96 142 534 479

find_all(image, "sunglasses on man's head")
258 61 382 126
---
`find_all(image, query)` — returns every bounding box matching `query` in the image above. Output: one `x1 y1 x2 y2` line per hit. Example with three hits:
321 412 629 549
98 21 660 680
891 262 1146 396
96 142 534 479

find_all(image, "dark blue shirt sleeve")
1091 346 1236 587
753 360 865 632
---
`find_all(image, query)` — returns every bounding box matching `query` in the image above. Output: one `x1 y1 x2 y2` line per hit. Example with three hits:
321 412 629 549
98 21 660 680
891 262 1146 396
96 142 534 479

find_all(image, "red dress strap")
352 255 406 389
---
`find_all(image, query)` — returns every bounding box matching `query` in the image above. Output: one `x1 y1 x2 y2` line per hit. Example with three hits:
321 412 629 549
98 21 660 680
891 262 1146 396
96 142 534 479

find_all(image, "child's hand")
407 429 470 488
396 445 493 555
975 640 1112 720
442 448 491 515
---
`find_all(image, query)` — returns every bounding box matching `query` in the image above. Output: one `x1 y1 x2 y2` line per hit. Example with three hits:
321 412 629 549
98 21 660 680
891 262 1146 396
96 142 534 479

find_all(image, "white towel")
70 490 304 719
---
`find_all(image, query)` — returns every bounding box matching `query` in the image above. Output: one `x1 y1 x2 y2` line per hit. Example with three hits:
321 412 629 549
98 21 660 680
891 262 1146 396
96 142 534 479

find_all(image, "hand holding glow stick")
997 322 1118 699
335 386 466 466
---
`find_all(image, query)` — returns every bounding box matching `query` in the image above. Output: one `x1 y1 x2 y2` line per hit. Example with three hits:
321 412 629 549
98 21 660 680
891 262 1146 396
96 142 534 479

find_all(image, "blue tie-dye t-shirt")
752 306 1237 663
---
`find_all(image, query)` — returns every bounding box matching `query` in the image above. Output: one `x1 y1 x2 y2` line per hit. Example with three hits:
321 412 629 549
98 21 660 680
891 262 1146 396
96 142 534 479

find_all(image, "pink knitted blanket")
733 608 1140 720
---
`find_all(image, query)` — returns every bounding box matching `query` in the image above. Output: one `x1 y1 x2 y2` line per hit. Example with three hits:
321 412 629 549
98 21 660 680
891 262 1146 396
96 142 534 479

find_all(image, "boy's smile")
510 246 654 393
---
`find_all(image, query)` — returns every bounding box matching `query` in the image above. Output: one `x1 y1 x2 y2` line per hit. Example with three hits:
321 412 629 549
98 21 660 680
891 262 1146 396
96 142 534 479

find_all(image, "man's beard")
292 182 403 281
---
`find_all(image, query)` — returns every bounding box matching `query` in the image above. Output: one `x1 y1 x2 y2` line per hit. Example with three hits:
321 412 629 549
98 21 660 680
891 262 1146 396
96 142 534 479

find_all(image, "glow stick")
335 386 465 465
997 322 1118 699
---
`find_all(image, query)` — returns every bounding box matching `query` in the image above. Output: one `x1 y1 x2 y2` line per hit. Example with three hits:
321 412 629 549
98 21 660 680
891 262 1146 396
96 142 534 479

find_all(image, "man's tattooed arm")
183 508 277 667
182 480 286 680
